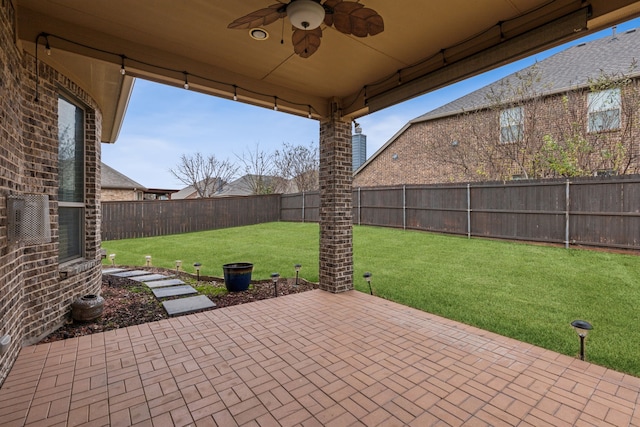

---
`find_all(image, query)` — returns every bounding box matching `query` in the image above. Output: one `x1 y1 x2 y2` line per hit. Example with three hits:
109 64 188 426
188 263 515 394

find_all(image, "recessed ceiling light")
249 28 269 40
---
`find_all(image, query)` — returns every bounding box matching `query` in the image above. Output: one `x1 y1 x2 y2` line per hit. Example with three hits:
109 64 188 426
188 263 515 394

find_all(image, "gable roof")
356 28 640 176
101 162 146 190
171 178 225 199
413 27 640 123
171 185 198 200
216 175 292 197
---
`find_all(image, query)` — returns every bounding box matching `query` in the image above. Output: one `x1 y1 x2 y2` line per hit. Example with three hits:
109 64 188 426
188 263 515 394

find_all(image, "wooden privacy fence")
103 177 640 250
282 175 640 250
102 194 280 240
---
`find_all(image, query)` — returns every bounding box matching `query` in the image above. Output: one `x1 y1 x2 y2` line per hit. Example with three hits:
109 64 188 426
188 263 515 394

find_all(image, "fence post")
403 185 406 230
467 183 471 239
358 187 361 226
301 191 305 223
565 180 570 249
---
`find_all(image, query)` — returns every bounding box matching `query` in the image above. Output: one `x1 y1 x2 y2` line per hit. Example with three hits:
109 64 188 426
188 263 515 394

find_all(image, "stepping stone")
102 268 126 274
152 285 198 299
162 295 215 316
111 270 150 278
130 274 169 282
145 278 186 289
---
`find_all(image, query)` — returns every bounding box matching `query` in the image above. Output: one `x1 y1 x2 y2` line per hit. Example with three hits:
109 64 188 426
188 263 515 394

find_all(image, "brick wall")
0 0 25 387
0 4 103 386
102 188 143 201
354 85 640 187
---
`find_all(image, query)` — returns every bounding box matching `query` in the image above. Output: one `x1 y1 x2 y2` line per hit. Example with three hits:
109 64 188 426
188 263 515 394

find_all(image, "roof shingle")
413 27 640 123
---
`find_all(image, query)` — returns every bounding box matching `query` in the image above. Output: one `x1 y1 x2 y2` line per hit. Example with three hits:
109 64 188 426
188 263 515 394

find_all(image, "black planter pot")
71 294 105 321
223 263 253 292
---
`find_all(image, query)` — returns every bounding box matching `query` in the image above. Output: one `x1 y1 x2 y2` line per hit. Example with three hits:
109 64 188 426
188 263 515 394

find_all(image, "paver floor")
1 290 639 426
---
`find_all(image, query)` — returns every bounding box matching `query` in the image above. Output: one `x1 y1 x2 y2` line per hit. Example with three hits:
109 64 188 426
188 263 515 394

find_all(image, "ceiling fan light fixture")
287 0 325 30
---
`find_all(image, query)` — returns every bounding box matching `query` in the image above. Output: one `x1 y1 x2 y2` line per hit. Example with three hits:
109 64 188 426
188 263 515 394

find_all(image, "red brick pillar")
319 116 353 293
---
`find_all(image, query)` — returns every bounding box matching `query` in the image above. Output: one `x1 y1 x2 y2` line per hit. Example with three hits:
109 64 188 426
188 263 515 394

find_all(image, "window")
500 106 523 143
588 88 620 132
58 96 85 263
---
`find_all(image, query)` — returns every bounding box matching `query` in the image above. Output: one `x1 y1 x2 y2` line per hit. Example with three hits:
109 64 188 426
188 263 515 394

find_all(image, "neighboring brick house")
354 28 640 187
101 162 146 201
0 4 133 384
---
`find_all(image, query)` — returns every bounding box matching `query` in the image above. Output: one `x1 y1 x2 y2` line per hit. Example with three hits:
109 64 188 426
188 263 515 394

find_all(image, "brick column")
319 116 353 293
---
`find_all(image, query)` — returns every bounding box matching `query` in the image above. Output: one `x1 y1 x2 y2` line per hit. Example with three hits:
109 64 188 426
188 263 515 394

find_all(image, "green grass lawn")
103 222 640 377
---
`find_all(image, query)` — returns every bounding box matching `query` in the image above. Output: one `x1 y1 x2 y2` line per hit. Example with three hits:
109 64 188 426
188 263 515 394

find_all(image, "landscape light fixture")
193 262 202 281
271 272 280 297
175 260 182 272
363 272 373 295
109 253 116 266
145 255 152 267
294 264 302 286
571 319 593 361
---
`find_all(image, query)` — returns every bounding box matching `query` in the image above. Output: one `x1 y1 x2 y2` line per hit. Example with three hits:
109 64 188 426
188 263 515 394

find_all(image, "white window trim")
587 88 621 133
58 94 87 263
500 106 524 144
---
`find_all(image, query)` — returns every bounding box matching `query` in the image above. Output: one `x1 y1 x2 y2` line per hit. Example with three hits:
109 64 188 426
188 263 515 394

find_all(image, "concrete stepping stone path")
102 268 126 274
129 274 169 282
111 270 151 278
103 267 215 316
162 295 216 316
152 285 198 298
144 278 186 288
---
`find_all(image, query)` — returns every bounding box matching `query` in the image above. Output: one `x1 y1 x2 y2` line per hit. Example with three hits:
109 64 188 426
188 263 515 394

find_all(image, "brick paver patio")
1 290 639 426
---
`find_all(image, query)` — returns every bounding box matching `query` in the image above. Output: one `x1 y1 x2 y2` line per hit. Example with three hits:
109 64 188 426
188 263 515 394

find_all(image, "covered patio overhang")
14 0 640 291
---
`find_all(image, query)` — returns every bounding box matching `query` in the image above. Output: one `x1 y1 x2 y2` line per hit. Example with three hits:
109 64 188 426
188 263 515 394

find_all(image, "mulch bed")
39 267 318 343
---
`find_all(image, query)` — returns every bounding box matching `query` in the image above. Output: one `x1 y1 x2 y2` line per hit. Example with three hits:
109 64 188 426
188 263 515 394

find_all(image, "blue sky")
102 18 640 190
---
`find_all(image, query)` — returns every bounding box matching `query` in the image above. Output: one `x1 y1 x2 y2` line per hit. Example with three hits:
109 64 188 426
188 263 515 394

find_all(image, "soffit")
14 0 640 142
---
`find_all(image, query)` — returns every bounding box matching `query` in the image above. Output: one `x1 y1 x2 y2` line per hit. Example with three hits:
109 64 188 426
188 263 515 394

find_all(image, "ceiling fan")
228 0 384 58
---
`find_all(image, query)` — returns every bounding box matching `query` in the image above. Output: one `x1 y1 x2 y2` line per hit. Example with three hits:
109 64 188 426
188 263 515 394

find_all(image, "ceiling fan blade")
350 8 384 37
228 4 286 30
292 28 322 58
322 0 343 27
331 2 364 34
331 2 384 37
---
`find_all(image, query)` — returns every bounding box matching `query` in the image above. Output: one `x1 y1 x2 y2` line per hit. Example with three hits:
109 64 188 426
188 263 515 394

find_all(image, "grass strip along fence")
103 222 640 377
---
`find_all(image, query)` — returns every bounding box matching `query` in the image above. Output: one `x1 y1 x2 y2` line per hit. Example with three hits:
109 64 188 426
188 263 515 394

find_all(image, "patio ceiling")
15 0 640 142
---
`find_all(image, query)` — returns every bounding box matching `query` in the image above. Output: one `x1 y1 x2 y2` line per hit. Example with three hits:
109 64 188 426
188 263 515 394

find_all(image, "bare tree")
431 64 640 181
170 153 238 197
236 144 284 194
273 142 319 192
537 65 640 177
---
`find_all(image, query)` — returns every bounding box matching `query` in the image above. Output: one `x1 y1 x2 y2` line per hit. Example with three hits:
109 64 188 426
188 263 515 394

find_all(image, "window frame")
499 106 524 144
57 94 86 264
587 88 621 133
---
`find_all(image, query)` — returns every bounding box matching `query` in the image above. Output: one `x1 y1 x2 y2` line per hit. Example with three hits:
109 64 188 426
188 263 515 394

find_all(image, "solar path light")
145 255 152 267
571 319 593 361
271 272 280 297
363 272 373 295
294 264 302 286
109 253 116 266
175 260 182 272
193 262 202 281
